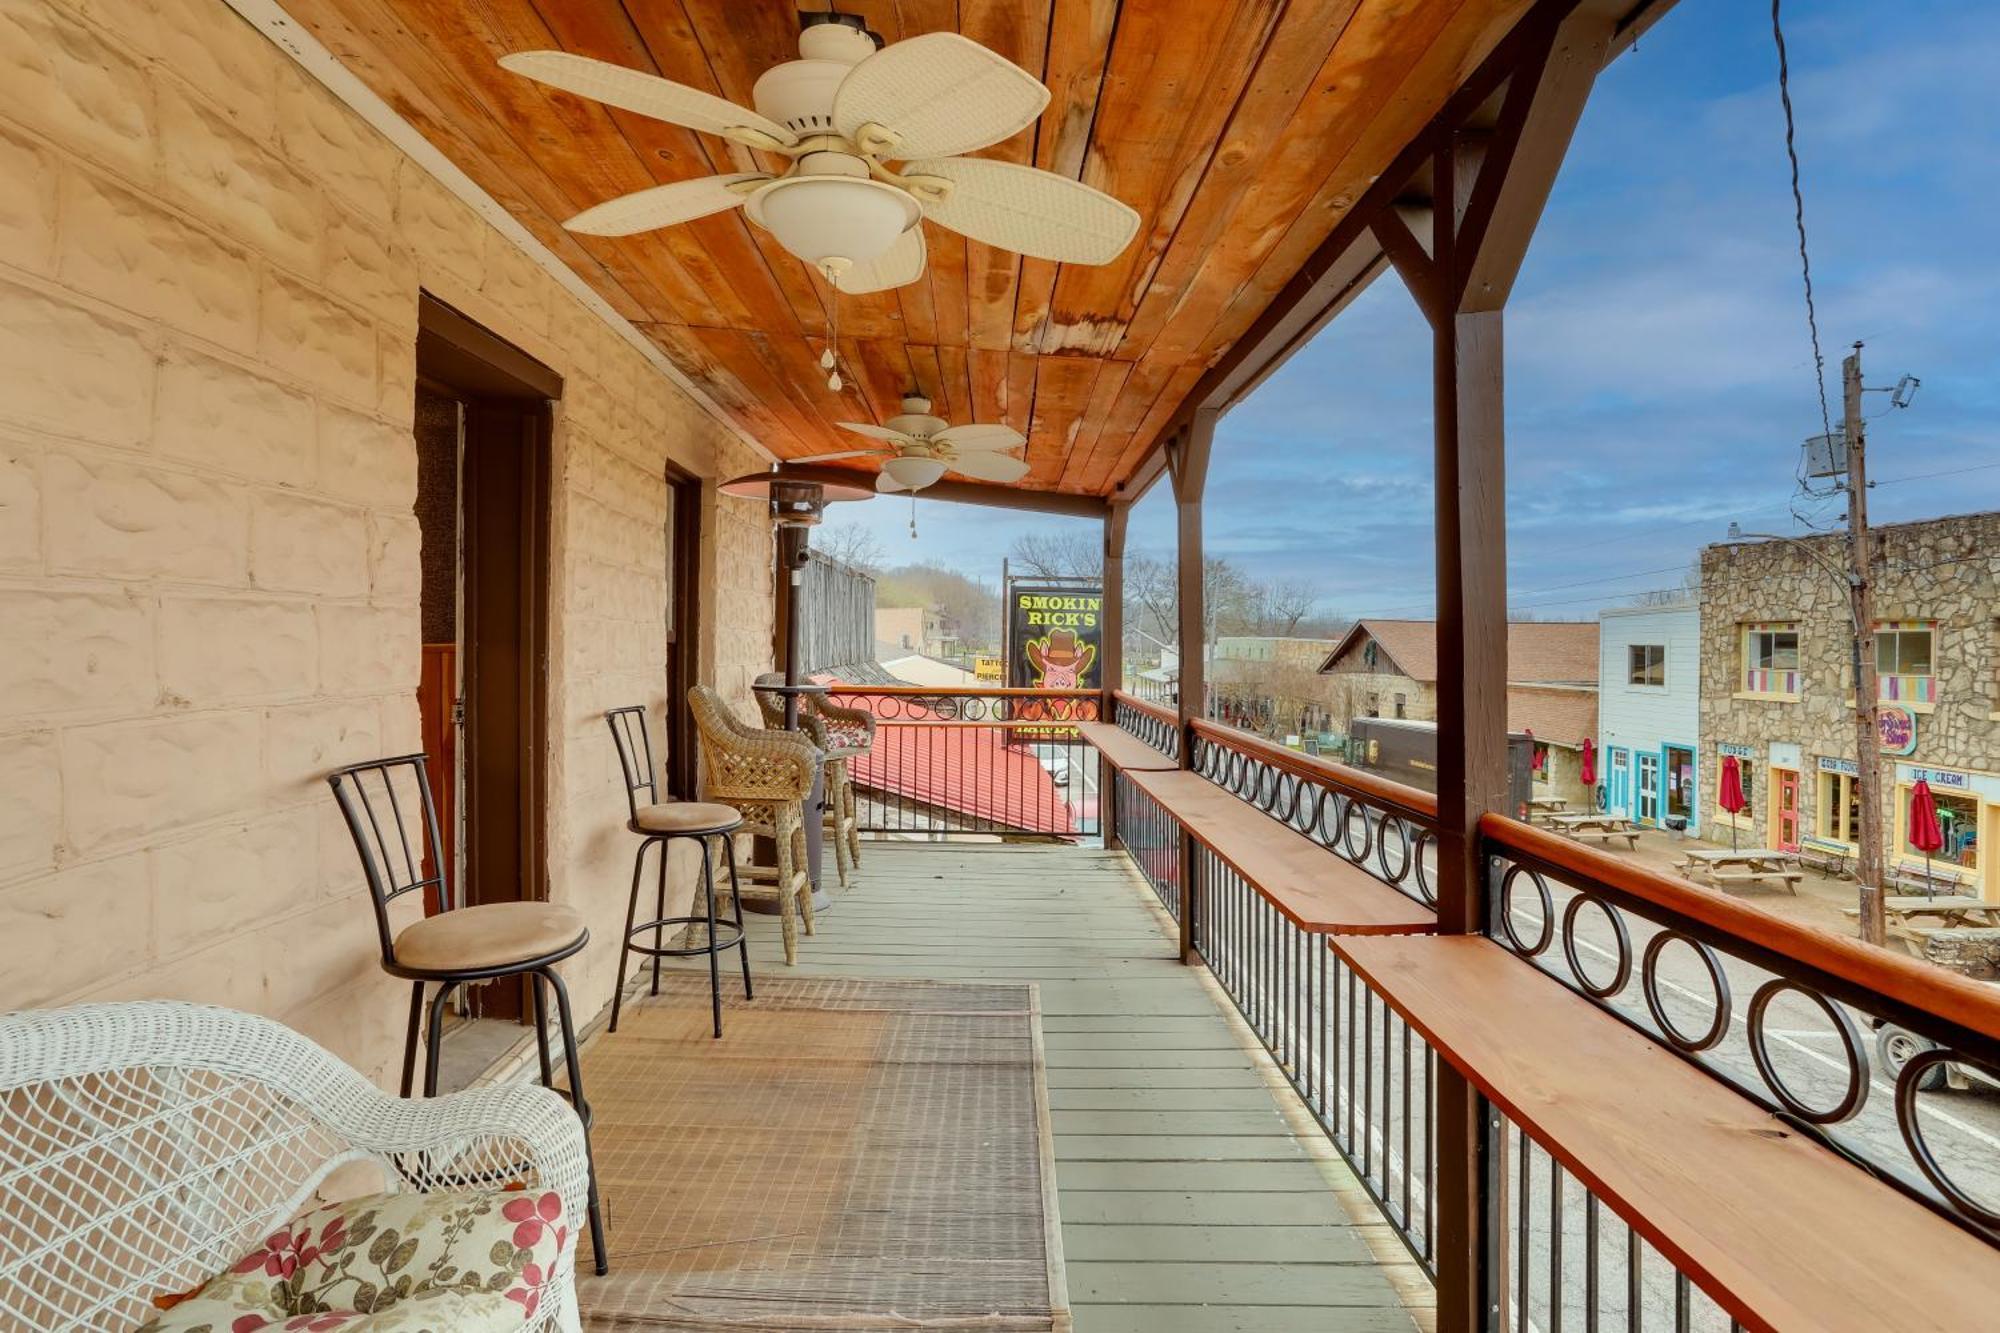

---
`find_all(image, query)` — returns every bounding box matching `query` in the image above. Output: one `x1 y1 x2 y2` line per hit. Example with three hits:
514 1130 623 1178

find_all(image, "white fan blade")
947 451 1029 483
501 51 797 146
563 174 766 236
832 226 926 295
875 471 909 494
835 32 1049 160
791 448 885 463
907 158 1139 265
932 423 1025 452
836 422 917 446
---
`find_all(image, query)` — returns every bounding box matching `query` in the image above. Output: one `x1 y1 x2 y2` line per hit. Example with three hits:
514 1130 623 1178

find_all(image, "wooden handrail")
1110 689 1179 727
1483 813 2000 1046
1189 717 1440 823
824 685 1098 699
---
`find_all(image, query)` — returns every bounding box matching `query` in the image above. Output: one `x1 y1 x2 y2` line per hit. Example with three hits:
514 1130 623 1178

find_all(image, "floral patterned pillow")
141 1187 569 1332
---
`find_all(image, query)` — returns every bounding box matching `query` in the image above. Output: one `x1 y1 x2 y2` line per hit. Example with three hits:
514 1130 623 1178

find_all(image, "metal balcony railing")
823 686 1100 841
1102 693 2000 1332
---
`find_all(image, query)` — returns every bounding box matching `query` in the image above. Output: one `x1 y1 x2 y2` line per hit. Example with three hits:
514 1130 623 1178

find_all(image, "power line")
1872 460 2000 487
1771 0 1833 447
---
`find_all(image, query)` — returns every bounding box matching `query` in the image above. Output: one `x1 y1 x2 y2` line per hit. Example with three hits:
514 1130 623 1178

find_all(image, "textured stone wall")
1698 512 1999 856
0 0 775 1085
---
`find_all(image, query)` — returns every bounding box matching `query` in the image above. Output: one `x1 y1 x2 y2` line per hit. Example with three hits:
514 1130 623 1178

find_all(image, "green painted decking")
683 841 1429 1333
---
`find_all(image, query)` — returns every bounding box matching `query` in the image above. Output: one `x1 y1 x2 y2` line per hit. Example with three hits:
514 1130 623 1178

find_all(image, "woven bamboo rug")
574 975 1069 1331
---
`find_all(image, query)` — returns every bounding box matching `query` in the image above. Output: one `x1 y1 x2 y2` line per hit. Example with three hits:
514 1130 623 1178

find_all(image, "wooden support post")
1170 411 1216 964
1386 11 1618 1328
1101 503 1129 850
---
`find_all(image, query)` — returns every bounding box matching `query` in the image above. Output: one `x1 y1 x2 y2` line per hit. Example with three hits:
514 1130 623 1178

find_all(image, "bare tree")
1632 557 1702 607
814 522 887 574
1008 529 1102 580
1257 577 1318 636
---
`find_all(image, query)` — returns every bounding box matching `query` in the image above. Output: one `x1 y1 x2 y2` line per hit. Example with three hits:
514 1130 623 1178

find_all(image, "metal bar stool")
605 706 752 1038
326 753 608 1276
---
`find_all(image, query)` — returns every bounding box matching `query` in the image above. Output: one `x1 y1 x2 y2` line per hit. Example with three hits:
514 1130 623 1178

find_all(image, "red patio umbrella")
1718 755 1747 852
1909 779 1945 894
1579 739 1597 813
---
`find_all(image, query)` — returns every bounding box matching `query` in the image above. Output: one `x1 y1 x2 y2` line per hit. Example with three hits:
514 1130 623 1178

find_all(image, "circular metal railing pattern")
1187 729 1437 908
1485 842 2000 1246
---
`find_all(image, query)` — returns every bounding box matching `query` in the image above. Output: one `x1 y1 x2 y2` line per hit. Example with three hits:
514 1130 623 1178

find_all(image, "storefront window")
1665 745 1694 820
1907 788 1980 871
1817 770 1860 846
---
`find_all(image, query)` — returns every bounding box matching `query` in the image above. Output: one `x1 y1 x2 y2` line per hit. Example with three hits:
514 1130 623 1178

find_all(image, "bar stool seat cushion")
393 902 586 972
632 800 741 835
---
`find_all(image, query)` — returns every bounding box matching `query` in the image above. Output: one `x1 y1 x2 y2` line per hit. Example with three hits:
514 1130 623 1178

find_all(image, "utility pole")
1843 343 1886 947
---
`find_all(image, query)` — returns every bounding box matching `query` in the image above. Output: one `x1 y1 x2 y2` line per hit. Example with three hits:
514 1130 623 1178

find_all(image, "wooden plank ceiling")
285 0 1536 495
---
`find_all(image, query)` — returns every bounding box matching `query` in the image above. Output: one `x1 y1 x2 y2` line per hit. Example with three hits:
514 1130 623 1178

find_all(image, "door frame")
1662 741 1697 834
1636 751 1660 825
1771 766 1802 853
416 294 560 1022
662 464 702 799
1608 747 1631 817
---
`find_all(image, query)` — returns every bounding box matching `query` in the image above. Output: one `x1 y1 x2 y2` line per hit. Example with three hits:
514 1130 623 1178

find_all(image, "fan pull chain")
909 494 918 538
821 283 843 392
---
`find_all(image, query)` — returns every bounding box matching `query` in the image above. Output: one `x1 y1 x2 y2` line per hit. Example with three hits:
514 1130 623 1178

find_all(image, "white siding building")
1597 604 1702 832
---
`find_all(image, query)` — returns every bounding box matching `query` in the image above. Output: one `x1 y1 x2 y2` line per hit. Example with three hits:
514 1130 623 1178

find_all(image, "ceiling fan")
794 394 1029 494
499 12 1141 304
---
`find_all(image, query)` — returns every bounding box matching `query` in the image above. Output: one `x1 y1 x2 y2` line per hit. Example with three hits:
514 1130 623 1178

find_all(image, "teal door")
1608 748 1631 817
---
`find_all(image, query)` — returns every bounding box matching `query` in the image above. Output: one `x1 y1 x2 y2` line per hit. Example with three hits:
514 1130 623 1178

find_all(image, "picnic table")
1874 895 2000 929
1546 812 1641 850
1680 848 1803 896
1527 796 1568 825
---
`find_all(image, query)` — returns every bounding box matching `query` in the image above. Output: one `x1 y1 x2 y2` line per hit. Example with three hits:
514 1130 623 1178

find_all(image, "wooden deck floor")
677 841 1426 1333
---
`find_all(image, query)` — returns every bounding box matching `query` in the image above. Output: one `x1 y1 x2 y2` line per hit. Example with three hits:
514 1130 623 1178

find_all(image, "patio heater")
720 465 872 899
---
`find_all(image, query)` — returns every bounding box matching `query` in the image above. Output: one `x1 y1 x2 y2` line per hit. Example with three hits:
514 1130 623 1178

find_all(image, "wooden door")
1774 769 1801 852
1636 753 1659 825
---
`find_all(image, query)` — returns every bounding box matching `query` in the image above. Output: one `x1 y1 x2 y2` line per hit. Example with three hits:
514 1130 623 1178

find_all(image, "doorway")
1663 744 1696 831
1608 748 1631 818
1772 768 1802 852
413 295 559 1026
1636 752 1660 825
661 466 702 799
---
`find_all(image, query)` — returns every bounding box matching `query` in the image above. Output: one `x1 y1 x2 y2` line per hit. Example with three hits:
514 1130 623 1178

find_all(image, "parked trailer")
1346 717 1536 820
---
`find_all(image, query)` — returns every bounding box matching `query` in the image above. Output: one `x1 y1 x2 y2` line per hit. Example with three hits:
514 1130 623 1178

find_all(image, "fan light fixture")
744 174 920 272
881 454 948 491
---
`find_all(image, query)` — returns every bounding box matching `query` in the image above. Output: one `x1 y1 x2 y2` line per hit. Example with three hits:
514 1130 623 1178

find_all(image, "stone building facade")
0 0 776 1087
1698 512 2000 902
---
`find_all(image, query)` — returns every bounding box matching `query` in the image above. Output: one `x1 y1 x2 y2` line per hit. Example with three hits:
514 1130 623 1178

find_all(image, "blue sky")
829 0 2000 618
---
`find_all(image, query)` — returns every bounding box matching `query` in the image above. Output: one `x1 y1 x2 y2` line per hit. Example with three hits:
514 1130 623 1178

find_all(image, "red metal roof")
816 681 1078 835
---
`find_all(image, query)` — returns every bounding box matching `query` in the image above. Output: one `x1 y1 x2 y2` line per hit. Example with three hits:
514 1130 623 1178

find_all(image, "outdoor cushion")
392 902 585 971
140 1186 568 1332
632 800 742 834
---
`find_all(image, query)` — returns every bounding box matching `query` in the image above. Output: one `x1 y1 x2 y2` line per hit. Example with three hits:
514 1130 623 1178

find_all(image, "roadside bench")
1077 720 1178 773
1126 768 1436 935
1331 933 2000 1331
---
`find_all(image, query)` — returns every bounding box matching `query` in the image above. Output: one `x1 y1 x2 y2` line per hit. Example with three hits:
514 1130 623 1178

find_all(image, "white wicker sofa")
0 1003 588 1332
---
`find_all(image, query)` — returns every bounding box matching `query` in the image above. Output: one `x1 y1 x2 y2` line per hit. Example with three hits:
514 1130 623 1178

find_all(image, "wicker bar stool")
752 674 868 888
690 686 818 965
604 706 750 1039
326 754 608 1276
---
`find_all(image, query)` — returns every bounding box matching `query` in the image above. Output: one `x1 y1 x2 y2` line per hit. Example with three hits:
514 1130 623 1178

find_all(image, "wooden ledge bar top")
1077 721 1179 772
1331 934 1997 1333
1127 769 1435 934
